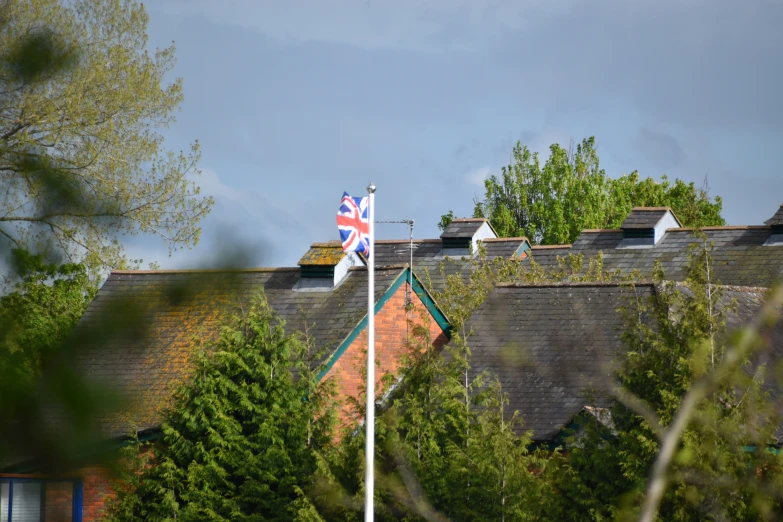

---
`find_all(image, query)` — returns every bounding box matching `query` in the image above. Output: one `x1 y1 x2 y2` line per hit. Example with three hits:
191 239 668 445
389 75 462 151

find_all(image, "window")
0 479 82 522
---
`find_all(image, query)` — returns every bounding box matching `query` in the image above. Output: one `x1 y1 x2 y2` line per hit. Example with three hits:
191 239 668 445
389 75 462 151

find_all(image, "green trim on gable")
514 239 532 259
317 267 451 381
409 270 451 334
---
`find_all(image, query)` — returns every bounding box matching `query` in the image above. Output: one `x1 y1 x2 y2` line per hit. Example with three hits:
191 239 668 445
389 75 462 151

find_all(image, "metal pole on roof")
376 219 415 304
365 182 376 522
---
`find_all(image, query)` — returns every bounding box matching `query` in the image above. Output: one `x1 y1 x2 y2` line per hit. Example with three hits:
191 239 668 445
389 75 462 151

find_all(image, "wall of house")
0 468 111 522
80 467 113 521
321 281 449 425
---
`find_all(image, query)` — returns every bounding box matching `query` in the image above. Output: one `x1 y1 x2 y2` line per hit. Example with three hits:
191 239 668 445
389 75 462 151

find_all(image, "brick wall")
80 466 113 521
322 281 449 424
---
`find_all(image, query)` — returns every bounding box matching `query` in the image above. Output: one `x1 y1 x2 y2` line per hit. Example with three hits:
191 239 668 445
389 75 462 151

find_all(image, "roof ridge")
376 239 440 244
531 244 573 249
482 237 529 243
348 264 409 271
496 281 655 288
580 229 623 234
450 217 488 223
110 267 301 275
667 225 770 232
672 282 772 293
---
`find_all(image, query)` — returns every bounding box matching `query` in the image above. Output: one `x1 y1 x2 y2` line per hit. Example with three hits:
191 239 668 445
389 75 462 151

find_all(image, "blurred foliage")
0 0 210 477
0 248 94 375
442 136 724 244
0 0 213 275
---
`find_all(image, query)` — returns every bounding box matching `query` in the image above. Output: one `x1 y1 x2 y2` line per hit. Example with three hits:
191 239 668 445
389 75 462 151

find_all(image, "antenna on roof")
376 219 415 305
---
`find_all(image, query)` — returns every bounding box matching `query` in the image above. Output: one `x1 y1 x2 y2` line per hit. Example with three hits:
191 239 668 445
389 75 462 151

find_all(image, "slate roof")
482 238 530 259
373 237 530 293
72 266 408 439
465 282 783 442
466 283 647 441
530 227 783 287
765 205 783 226
621 207 680 229
529 245 573 268
440 218 493 239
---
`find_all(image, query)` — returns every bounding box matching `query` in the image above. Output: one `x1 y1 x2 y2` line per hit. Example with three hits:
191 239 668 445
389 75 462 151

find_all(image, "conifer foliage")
106 295 336 522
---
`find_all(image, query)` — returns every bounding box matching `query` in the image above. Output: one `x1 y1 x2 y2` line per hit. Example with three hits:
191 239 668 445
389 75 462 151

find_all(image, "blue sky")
128 0 783 268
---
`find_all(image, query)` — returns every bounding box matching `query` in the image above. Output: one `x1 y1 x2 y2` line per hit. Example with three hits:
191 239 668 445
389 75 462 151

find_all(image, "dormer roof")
618 207 682 248
298 241 346 266
439 218 497 239
765 205 783 227
620 207 682 230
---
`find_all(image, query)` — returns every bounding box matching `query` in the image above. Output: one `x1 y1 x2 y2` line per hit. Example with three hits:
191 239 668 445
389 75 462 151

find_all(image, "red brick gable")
322 280 449 426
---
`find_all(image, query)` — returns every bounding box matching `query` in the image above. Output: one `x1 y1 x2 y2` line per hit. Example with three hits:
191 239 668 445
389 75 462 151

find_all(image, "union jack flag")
337 192 370 257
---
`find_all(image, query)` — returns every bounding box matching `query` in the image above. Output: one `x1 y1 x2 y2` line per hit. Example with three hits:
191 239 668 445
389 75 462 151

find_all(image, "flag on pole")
337 192 370 257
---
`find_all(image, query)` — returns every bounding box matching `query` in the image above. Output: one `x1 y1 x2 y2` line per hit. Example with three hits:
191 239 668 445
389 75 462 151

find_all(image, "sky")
128 0 783 269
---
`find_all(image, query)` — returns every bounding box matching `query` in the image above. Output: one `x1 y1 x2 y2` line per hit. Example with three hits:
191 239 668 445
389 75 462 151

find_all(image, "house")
461 281 782 445
529 206 783 286
3 205 782 521
372 205 783 445
1 243 449 522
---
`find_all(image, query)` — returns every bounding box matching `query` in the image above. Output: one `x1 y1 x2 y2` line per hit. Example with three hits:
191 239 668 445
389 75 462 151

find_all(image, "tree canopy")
0 0 213 272
441 137 724 244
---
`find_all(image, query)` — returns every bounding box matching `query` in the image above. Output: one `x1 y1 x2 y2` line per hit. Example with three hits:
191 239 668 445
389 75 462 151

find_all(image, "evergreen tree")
322 253 573 521
106 295 337 522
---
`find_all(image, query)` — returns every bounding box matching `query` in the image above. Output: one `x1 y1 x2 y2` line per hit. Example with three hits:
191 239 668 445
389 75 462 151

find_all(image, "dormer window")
764 205 783 246
618 207 681 249
439 218 497 256
295 242 361 290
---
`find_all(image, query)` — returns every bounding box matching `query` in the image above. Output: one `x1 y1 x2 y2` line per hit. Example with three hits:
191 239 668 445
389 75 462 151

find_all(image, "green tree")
0 0 213 272
0 248 95 375
105 295 337 522
448 137 723 244
0 248 107 466
318 254 577 521
553 238 783 521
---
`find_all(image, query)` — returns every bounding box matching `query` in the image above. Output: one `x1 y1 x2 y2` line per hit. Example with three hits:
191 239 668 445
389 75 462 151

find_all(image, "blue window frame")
0 478 82 522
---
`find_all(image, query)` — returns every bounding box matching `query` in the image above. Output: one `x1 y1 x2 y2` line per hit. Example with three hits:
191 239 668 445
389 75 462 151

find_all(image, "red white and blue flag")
337 192 370 257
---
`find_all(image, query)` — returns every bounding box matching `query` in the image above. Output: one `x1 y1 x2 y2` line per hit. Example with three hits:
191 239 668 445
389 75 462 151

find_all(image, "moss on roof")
298 243 346 266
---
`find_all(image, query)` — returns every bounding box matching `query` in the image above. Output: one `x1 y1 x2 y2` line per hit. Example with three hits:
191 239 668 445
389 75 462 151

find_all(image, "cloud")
155 0 579 52
635 128 687 171
124 168 310 269
465 166 491 186
194 167 306 238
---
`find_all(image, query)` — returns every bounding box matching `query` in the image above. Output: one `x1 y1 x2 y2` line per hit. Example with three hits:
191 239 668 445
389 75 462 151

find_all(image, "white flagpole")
365 182 376 522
